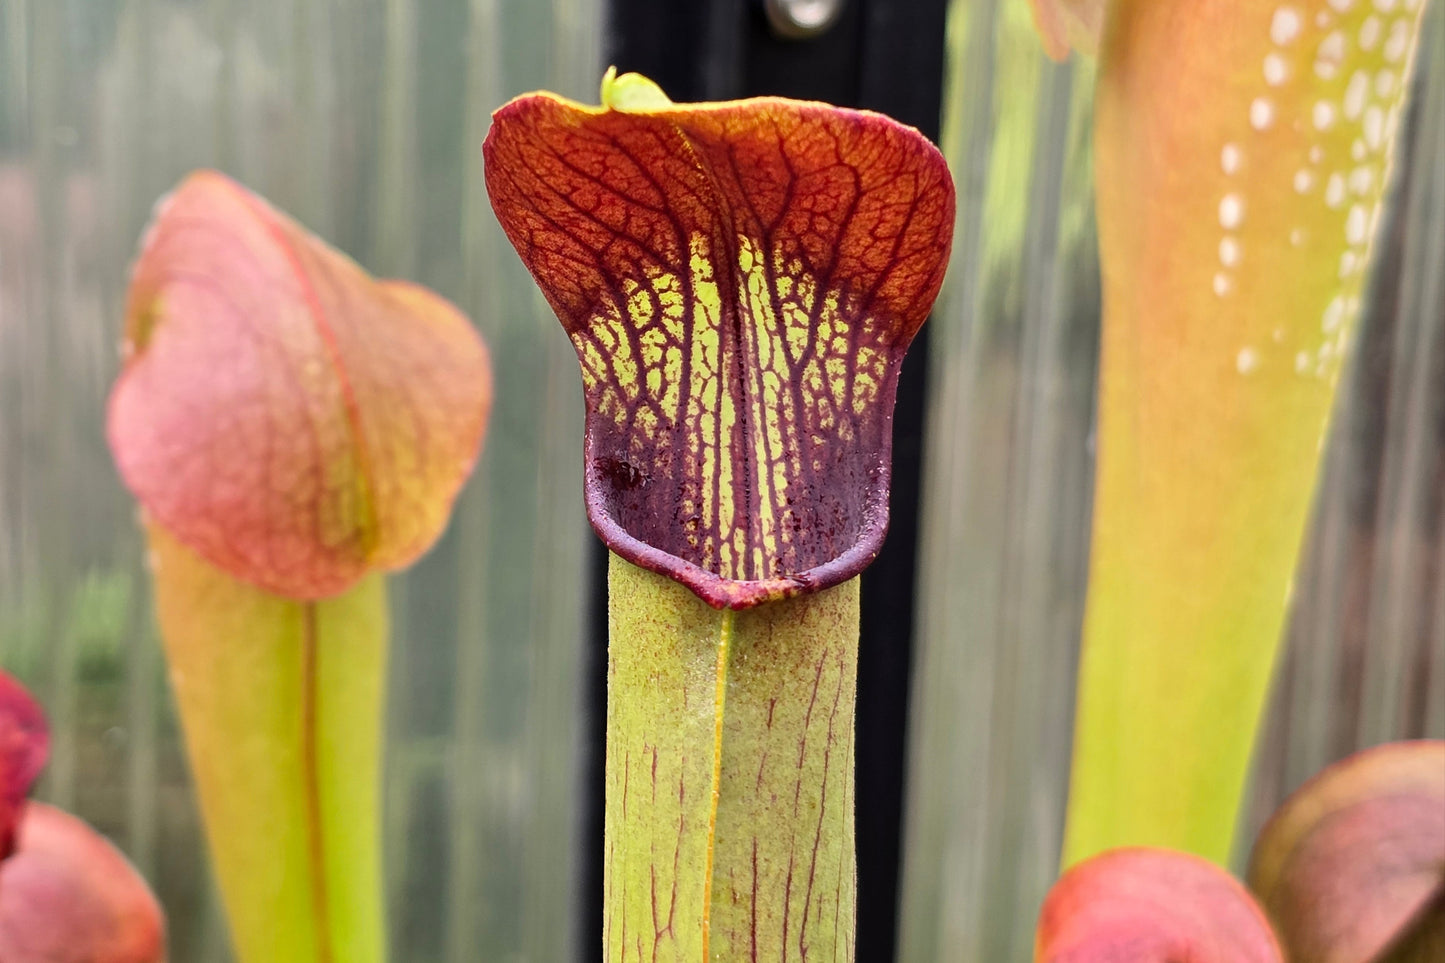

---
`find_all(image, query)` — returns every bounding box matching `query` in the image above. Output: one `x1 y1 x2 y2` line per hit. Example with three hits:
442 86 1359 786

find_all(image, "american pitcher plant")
1035 847 1286 963
0 670 166 962
1247 739 1445 962
484 69 954 960
107 171 492 963
1035 740 1445 962
1026 0 1434 863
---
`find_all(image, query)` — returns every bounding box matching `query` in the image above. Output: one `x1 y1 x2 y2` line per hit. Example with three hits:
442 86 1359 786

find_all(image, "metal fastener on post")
763 0 843 39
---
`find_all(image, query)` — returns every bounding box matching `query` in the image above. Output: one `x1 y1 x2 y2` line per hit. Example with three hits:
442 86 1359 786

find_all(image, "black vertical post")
580 2 950 958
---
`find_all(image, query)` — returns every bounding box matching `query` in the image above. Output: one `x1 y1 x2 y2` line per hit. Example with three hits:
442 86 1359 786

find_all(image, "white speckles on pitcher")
1272 7 1304 43
1325 172 1347 207
1219 193 1247 229
1208 0 1424 379
1222 142 1244 174
1316 30 1347 77
1264 52 1292 85
1251 97 1278 129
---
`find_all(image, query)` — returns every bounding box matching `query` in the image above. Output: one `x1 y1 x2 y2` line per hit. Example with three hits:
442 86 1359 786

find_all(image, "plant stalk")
148 527 388 963
605 555 859 962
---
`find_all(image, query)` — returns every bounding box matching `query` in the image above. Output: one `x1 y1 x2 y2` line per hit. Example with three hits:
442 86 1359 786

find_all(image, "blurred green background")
0 0 1441 960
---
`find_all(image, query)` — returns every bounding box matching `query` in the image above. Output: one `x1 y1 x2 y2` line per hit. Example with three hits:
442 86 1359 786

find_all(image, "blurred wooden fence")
899 2 1445 960
1 1 598 960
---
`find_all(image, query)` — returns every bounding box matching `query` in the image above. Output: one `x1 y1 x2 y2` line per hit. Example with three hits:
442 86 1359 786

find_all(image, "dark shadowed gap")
581 2 950 959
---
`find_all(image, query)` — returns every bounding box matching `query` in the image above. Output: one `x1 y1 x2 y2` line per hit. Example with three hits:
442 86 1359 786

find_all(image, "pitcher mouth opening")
583 435 894 610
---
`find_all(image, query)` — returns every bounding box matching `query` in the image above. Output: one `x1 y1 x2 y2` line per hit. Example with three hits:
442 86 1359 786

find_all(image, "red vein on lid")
223 175 381 559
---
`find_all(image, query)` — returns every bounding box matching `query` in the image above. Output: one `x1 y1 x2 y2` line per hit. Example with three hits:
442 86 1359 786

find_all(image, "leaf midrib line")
700 606 735 960
301 602 334 963
230 178 381 558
